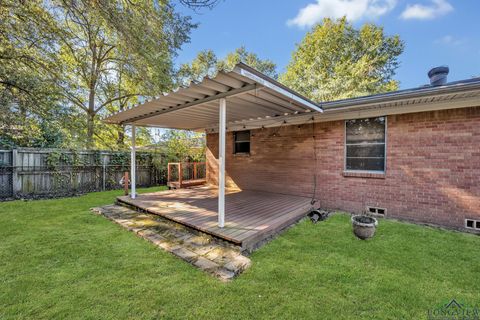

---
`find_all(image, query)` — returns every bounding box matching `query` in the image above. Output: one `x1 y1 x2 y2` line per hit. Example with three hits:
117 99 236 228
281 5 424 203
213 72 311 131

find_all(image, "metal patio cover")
103 63 323 130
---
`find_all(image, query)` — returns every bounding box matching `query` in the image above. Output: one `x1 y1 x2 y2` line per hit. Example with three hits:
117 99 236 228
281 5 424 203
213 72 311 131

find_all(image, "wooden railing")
167 162 206 189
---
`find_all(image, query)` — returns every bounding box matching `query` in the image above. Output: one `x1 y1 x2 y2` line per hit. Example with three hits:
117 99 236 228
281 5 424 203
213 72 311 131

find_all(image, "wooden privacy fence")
0 148 168 200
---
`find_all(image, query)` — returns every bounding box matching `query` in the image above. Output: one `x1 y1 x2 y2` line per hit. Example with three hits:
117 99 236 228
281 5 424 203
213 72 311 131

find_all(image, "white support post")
130 125 136 199
218 98 226 228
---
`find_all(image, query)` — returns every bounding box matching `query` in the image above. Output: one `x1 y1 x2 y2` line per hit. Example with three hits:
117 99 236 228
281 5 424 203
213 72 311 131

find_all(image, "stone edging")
91 205 251 281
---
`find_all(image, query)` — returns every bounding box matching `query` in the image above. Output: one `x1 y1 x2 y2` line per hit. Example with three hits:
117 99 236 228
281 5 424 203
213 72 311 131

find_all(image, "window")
345 117 386 172
465 219 480 230
233 130 250 154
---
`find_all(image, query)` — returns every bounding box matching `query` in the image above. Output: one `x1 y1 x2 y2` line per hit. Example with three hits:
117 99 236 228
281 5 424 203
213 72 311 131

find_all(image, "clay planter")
351 215 378 240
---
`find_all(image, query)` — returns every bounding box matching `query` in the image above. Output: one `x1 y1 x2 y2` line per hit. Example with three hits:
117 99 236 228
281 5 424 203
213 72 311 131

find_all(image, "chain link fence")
0 166 13 198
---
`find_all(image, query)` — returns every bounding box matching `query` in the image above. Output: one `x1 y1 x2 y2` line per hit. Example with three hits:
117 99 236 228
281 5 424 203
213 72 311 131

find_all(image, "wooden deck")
117 186 312 251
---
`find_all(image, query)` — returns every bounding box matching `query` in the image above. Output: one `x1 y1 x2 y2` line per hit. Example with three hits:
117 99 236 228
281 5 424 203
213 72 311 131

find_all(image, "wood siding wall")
206 106 480 231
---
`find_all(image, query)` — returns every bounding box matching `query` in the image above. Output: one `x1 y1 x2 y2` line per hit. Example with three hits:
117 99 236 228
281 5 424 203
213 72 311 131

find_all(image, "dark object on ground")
351 215 378 239
308 209 330 223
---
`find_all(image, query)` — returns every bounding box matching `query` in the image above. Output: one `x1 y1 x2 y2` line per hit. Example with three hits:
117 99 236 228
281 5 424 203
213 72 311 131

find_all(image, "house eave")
207 86 480 133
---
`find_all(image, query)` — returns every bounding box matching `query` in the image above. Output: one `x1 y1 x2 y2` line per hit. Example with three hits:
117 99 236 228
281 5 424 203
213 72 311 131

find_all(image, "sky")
175 0 480 90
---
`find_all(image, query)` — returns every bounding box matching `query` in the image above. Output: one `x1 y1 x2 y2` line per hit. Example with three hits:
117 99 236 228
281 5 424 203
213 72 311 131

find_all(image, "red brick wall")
206 106 480 231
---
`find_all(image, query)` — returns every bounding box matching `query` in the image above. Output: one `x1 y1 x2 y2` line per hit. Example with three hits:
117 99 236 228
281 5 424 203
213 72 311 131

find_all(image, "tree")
50 0 194 148
0 1 72 148
220 47 277 78
280 17 404 102
177 46 277 85
176 50 218 85
179 0 222 10
1 0 196 149
161 130 205 163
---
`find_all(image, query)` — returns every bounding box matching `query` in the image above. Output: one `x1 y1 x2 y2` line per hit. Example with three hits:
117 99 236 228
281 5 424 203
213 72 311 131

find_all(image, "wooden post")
218 98 226 228
123 171 129 195
193 162 197 180
178 162 183 188
130 125 136 199
167 163 171 183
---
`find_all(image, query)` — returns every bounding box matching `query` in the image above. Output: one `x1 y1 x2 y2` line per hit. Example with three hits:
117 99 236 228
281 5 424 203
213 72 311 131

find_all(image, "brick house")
106 64 480 243
204 68 480 232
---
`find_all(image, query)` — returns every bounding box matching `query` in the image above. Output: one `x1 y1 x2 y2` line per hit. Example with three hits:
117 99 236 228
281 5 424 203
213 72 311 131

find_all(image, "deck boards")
117 186 311 250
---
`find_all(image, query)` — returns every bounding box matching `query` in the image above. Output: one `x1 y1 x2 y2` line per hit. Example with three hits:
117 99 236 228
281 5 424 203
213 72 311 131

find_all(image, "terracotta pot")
351 215 378 240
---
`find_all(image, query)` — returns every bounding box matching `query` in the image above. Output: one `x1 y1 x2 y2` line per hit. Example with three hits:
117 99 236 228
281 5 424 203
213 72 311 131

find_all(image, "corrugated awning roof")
103 63 323 130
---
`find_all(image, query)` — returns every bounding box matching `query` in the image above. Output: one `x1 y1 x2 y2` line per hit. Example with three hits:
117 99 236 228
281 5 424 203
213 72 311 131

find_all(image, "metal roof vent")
428 66 449 86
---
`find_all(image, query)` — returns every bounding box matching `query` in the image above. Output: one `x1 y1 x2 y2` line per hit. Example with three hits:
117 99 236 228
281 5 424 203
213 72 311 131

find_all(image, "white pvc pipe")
218 98 226 228
130 125 136 199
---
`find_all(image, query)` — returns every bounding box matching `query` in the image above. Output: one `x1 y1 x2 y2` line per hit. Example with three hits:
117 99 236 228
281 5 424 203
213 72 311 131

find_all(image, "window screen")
345 117 386 172
234 130 250 154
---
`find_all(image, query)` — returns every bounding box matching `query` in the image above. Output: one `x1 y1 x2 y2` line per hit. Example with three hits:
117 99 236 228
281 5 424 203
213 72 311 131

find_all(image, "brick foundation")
206 106 480 232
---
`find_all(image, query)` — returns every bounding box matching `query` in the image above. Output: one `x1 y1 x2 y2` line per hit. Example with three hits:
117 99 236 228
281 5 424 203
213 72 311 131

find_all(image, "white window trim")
344 116 387 174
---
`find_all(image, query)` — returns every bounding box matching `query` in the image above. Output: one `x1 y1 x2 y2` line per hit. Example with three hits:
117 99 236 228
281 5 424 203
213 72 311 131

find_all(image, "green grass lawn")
1 187 479 319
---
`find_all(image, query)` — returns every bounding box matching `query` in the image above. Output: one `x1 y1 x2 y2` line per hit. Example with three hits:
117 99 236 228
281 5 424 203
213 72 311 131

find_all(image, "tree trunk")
116 99 126 149
86 84 96 149
116 125 125 148
86 112 95 149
